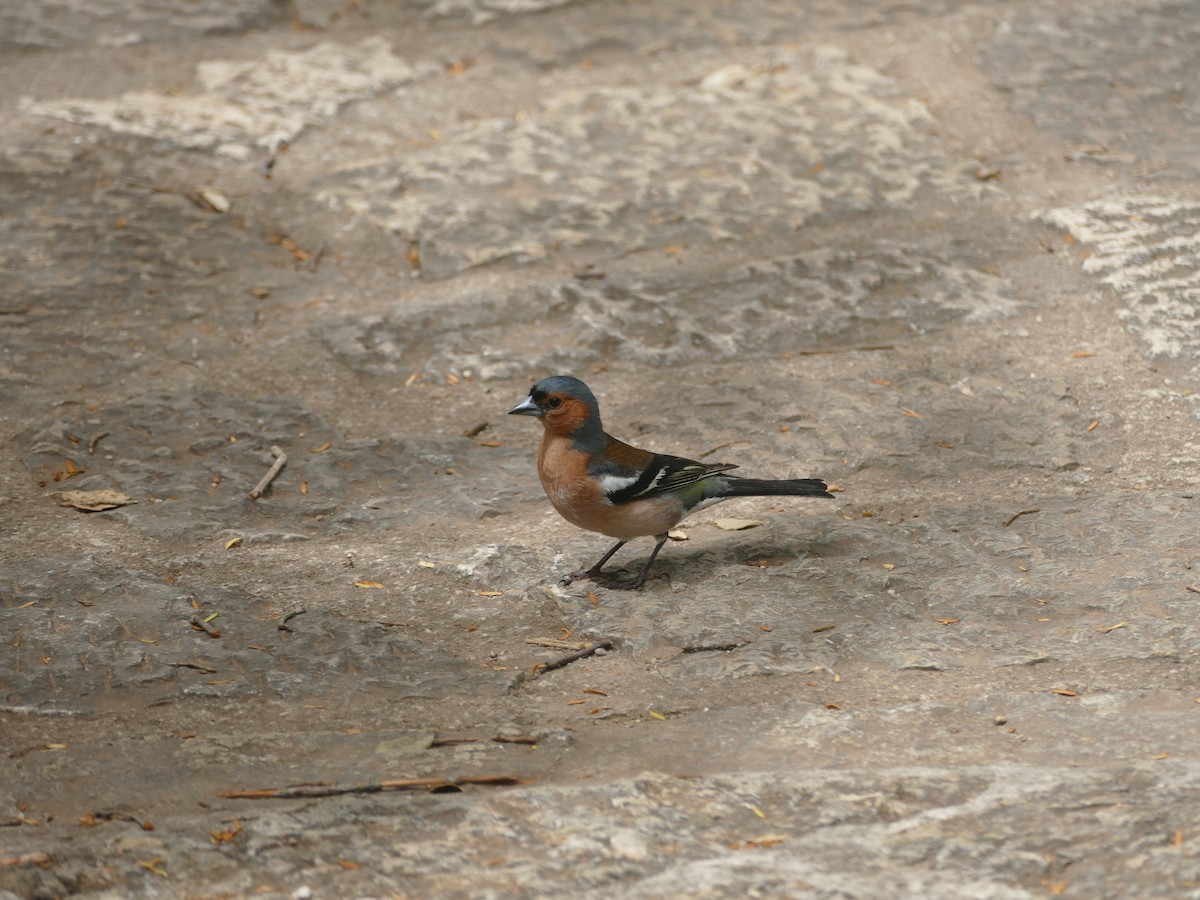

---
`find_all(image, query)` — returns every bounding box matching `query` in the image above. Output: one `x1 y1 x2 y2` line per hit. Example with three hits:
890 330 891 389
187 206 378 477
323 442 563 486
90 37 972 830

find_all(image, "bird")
509 375 833 589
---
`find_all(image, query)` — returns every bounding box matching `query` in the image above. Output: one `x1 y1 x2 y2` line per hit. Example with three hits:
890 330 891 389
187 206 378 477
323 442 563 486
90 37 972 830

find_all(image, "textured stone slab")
315 47 975 277
22 37 432 158
318 241 1015 380
1037 196 1200 358
4 766 1193 898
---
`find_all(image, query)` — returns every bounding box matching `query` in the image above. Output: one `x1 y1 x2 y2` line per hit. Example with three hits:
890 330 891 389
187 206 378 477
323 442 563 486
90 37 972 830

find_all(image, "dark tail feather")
721 477 833 499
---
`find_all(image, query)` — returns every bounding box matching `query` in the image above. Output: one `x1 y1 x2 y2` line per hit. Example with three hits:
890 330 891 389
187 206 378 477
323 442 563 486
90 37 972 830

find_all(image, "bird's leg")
561 540 626 585
615 533 670 591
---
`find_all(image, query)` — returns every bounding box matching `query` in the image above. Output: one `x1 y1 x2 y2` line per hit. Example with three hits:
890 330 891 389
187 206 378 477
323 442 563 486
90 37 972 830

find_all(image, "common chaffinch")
509 375 833 589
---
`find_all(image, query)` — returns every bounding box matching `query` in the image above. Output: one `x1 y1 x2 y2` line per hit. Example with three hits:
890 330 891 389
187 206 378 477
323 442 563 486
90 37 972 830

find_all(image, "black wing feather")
607 454 738 505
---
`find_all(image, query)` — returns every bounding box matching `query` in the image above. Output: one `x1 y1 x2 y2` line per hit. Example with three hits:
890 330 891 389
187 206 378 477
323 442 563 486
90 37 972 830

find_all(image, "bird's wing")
604 452 738 505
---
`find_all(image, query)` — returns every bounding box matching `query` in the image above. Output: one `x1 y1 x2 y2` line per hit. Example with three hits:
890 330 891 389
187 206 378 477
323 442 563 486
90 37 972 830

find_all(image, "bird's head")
509 375 602 438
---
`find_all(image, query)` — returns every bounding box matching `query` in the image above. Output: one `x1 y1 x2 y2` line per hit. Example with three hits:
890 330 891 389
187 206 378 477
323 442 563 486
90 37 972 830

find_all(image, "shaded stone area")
0 146 346 409
981 1 1200 178
0 555 516 709
20 390 516 539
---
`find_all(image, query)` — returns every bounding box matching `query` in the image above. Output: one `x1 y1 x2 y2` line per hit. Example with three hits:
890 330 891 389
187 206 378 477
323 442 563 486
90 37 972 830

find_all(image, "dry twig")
1003 508 1041 528
248 445 287 499
189 616 222 639
221 773 520 799
531 639 612 675
792 343 894 356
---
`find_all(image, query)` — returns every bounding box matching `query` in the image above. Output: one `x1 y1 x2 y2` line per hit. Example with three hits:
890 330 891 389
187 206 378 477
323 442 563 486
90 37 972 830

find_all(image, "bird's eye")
546 397 563 410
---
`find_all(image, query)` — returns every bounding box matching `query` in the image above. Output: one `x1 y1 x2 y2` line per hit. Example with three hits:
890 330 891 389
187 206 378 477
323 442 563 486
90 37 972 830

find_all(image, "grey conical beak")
508 395 541 416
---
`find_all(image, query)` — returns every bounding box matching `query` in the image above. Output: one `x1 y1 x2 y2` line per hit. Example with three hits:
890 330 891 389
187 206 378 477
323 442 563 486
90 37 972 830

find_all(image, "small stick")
491 735 538 745
248 445 287 499
87 432 109 455
524 638 592 650
431 735 539 747
531 640 612 675
167 662 218 674
189 616 222 639
696 439 751 460
1003 508 1041 527
792 343 895 356
278 609 306 632
220 773 521 799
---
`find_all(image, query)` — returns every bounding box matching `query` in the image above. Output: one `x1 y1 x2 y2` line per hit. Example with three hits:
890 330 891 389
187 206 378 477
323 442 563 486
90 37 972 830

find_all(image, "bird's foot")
560 567 605 586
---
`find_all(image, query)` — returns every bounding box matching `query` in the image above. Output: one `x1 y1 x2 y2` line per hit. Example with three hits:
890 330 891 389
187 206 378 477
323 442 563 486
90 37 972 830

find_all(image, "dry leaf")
900 407 925 419
210 820 243 843
1048 689 1078 697
744 834 787 848
225 537 243 550
53 489 136 511
713 518 763 531
933 617 960 625
1086 419 1100 431
1097 622 1128 633
354 581 385 589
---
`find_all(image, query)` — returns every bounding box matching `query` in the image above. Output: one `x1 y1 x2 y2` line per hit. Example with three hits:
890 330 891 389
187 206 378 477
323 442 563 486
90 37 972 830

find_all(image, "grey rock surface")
2 0 1199 897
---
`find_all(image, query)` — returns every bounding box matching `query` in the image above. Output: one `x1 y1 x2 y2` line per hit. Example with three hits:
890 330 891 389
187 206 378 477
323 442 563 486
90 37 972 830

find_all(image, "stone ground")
1 0 1199 897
